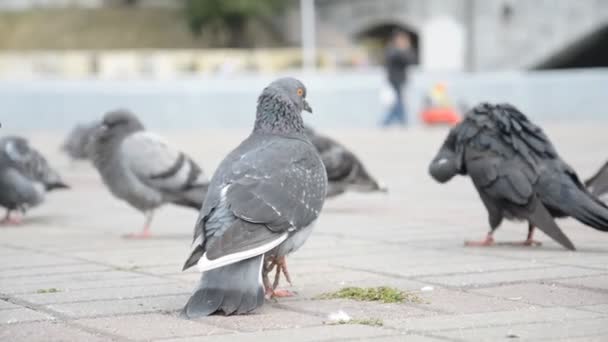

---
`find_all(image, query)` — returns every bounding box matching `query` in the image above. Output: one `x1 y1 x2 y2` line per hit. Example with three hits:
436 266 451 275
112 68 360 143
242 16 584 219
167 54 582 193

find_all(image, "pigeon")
429 103 608 250
304 126 386 197
61 120 101 161
0 136 69 224
181 77 327 317
90 109 210 238
585 161 608 201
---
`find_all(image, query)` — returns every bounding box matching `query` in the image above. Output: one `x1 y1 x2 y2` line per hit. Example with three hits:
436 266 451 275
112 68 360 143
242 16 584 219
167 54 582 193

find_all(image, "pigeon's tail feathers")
564 188 608 232
45 181 70 191
528 198 576 250
171 183 209 210
197 232 288 273
182 254 265 317
585 161 608 197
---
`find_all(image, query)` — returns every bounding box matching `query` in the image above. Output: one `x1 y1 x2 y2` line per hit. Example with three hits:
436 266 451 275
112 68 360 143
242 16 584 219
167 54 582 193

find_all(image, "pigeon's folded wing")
2 136 59 185
121 132 206 192
184 139 326 271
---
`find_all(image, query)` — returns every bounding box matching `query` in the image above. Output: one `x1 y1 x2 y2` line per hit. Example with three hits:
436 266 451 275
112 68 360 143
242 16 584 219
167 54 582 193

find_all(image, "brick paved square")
2 125 608 341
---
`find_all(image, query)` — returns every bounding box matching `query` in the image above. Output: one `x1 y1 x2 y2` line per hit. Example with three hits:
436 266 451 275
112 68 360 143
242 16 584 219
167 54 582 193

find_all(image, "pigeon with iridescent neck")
182 77 327 317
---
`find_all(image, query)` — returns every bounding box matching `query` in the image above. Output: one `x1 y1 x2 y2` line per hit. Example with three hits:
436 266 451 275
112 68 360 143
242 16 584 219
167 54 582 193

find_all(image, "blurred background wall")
0 0 607 129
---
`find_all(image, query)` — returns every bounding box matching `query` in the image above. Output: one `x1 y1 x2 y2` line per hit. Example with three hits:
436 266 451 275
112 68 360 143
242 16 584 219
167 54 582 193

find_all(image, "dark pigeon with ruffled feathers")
182 77 327 317
429 103 608 250
90 109 209 238
304 125 386 197
0 136 69 223
62 120 101 161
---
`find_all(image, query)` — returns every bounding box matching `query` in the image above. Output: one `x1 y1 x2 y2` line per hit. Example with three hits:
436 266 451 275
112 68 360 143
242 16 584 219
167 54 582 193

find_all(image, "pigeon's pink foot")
465 234 495 247
122 229 152 239
265 287 296 299
272 288 296 297
0 213 22 226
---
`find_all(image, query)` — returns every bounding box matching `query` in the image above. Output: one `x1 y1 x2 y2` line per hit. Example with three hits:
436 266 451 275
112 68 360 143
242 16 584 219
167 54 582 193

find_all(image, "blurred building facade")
308 0 608 71
0 0 607 77
0 0 177 10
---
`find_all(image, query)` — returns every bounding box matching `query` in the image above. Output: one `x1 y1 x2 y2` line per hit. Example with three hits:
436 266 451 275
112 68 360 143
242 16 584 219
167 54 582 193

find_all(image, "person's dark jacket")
385 47 415 86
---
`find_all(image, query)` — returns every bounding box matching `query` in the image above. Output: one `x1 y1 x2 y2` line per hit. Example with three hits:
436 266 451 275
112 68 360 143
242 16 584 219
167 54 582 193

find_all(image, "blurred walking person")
381 30 415 127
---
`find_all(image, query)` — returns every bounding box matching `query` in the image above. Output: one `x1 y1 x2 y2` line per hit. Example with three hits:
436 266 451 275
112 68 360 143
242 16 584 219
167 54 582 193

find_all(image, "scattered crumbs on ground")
317 286 424 304
326 318 384 327
114 265 140 271
36 288 60 294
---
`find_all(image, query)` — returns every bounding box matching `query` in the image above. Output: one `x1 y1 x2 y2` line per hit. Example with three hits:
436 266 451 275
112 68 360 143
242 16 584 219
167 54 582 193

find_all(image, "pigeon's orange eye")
297 88 304 97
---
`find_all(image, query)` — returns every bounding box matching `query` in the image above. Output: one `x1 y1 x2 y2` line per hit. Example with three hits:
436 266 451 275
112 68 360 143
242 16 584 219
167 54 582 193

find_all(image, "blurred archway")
355 23 419 65
533 25 608 69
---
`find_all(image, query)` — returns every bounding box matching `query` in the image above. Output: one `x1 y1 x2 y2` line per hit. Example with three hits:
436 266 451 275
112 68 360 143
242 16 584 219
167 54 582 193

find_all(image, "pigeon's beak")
303 100 313 113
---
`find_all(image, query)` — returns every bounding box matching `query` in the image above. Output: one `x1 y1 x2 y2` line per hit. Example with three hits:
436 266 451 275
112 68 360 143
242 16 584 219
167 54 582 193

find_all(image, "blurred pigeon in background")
304 125 386 197
61 120 101 162
182 77 327 317
429 103 608 250
0 136 69 224
90 109 209 238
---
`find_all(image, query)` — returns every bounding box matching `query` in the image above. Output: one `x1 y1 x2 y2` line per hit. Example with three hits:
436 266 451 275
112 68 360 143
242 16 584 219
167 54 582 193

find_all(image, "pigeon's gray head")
96 109 144 144
255 77 312 135
428 125 465 183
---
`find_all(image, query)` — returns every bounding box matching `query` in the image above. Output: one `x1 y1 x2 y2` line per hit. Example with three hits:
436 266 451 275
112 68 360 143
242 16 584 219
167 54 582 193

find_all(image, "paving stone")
437 317 608 341
4 275 179 295
0 263 111 279
15 283 191 305
47 294 189 318
0 321 108 342
75 313 234 340
472 283 608 307
156 324 394 342
0 308 55 324
357 335 449 342
198 305 326 332
418 266 606 288
555 274 608 291
393 307 603 333
416 288 532 314
0 300 21 310
328 252 553 278
0 270 144 294
279 298 434 322
574 304 608 314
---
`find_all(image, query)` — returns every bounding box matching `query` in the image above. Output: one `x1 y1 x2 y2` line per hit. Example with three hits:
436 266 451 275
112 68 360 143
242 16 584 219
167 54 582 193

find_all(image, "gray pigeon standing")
429 103 608 250
304 125 387 197
0 136 69 224
181 77 327 317
61 120 101 161
90 109 210 238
